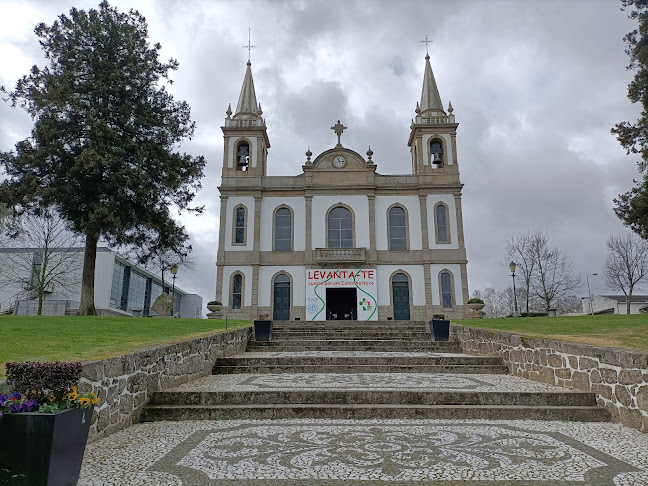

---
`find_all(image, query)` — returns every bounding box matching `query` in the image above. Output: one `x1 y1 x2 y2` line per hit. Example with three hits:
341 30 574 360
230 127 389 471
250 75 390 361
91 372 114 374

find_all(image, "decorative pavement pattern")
170 373 571 393
79 419 648 485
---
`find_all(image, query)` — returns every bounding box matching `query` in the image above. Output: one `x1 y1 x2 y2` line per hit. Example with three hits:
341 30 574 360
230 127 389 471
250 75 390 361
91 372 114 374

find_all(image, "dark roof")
599 295 648 303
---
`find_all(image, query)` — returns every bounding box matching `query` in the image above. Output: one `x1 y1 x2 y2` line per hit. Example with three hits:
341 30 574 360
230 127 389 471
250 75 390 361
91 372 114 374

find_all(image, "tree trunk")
77 233 98 316
627 285 633 315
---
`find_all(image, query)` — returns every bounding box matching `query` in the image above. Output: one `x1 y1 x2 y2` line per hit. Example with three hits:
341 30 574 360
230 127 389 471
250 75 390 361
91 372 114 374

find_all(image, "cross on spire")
243 28 256 61
420 35 433 55
331 120 347 146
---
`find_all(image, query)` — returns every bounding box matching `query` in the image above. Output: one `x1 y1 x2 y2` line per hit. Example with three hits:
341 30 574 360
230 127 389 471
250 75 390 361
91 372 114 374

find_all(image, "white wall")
376 265 426 305
224 196 255 251
583 296 648 315
426 194 459 250
374 196 423 251
221 265 253 307
94 250 116 309
258 266 306 307
429 264 464 306
259 198 306 251
311 195 370 249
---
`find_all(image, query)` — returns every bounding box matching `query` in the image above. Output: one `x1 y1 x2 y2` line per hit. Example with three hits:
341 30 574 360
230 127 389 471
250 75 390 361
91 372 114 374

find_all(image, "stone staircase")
141 320 609 423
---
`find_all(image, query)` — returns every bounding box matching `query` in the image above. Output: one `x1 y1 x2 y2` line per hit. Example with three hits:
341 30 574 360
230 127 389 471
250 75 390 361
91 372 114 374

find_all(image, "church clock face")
333 155 346 168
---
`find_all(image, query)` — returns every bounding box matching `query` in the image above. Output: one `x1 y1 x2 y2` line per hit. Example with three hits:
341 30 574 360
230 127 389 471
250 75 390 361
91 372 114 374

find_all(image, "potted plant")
0 361 98 486
206 300 223 312
467 297 485 311
253 314 273 341
429 313 450 341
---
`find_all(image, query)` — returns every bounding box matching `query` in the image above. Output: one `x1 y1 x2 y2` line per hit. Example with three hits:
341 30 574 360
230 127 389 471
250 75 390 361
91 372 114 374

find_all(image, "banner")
305 269 377 321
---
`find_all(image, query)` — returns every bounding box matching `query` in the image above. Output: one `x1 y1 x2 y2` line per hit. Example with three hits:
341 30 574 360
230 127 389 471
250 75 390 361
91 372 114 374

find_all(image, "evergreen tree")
613 0 648 239
0 2 205 315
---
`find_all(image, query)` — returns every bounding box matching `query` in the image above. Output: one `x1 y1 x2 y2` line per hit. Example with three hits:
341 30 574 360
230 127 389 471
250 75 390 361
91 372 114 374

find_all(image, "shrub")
6 361 82 403
207 301 222 306
468 298 484 304
432 314 446 320
520 312 549 318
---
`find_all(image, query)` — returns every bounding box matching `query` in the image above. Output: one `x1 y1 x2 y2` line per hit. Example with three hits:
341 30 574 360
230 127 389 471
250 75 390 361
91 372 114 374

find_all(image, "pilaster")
454 193 465 246
368 194 376 262
305 195 313 264
419 194 430 249
424 262 433 320
215 195 228 303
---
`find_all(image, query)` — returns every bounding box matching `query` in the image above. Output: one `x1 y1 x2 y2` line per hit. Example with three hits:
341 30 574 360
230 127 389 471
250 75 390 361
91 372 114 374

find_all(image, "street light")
586 273 598 316
170 264 178 316
510 261 519 316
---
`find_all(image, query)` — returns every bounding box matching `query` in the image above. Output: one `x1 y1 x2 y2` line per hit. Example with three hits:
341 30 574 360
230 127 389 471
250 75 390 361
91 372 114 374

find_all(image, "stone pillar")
305 194 313 264
419 194 430 249
454 193 465 246
368 194 376 261
215 195 228 303
424 263 433 320
251 195 262 317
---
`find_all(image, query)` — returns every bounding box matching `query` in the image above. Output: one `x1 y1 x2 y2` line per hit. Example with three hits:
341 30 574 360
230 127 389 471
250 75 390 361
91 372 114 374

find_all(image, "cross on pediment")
331 120 347 146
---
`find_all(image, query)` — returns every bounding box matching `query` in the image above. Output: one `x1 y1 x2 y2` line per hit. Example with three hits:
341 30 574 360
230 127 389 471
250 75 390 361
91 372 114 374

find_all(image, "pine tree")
0 2 205 315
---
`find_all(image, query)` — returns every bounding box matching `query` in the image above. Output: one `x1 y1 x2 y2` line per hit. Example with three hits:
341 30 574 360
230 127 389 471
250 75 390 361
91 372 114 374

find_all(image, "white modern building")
0 247 202 318
582 295 648 315
214 53 470 321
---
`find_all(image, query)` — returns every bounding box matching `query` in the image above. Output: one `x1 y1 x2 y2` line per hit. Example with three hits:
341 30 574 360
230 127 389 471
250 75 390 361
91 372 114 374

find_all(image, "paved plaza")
79 418 648 485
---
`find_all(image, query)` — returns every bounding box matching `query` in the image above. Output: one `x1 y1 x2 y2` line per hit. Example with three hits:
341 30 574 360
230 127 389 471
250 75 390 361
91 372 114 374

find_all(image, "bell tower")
407 53 459 182
221 60 270 177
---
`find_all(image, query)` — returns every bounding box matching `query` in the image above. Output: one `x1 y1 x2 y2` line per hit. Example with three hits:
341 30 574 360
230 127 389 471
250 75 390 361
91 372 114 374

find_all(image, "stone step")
149 390 597 407
268 333 436 340
213 364 509 374
215 355 499 367
246 345 462 352
141 403 609 422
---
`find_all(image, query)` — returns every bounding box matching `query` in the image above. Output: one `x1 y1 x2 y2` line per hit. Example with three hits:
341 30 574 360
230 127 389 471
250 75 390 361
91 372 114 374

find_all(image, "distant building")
581 295 648 315
0 247 202 318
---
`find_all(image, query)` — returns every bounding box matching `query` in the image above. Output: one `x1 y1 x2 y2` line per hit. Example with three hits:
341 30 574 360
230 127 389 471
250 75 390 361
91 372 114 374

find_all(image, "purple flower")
0 395 7 407
9 403 23 413
24 400 38 411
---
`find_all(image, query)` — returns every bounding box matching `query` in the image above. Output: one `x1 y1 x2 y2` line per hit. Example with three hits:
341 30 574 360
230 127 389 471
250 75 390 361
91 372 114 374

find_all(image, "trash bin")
548 309 557 317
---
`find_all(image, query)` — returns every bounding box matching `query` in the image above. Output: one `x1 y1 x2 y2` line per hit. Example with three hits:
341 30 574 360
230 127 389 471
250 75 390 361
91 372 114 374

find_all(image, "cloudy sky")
0 0 643 306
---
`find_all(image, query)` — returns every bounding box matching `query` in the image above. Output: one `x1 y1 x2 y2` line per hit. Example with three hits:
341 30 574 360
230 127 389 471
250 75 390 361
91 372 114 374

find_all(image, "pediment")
311 148 368 170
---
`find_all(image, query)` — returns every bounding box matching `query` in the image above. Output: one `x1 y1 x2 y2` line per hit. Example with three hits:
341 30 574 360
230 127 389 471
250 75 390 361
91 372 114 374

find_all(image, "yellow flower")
71 386 77 393
91 397 99 405
49 396 57 403
79 397 90 406
90 392 97 398
68 392 78 401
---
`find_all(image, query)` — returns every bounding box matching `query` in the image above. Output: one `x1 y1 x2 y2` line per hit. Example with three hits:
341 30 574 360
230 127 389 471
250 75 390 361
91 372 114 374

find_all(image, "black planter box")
0 407 93 486
253 320 273 341
429 319 450 341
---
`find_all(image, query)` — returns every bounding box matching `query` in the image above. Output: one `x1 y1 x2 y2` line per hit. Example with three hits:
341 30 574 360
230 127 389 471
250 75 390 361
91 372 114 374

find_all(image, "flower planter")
206 304 223 313
429 319 450 341
253 320 273 341
0 407 93 486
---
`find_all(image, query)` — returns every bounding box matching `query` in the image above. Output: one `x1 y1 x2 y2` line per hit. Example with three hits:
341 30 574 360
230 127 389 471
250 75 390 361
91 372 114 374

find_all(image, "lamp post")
510 261 519 316
586 273 598 316
170 264 178 316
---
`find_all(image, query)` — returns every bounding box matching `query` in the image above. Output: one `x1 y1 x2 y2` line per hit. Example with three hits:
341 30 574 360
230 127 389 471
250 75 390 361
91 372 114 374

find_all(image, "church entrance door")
273 275 291 321
392 274 411 321
326 288 357 320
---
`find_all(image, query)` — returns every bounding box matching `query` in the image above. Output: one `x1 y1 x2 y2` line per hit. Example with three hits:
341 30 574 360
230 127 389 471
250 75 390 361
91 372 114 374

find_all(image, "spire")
234 60 259 117
419 54 445 116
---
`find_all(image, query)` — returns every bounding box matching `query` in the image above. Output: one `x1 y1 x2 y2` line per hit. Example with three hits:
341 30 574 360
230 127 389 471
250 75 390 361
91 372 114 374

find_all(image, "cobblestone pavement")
170 373 572 393
79 419 648 485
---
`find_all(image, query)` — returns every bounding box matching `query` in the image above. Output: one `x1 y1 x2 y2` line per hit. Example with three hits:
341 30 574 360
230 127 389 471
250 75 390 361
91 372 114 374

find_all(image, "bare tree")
530 236 581 311
505 230 541 313
604 233 648 314
0 210 82 315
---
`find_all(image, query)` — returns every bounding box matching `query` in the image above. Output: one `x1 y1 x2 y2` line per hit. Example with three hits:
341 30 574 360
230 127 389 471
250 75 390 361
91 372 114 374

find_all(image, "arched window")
236 141 249 171
440 271 453 309
435 204 449 243
388 206 407 250
430 139 443 166
328 206 353 248
274 207 292 251
234 206 246 244
232 273 243 309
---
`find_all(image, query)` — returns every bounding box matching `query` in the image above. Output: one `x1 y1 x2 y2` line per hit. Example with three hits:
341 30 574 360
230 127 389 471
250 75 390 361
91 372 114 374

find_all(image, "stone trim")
80 327 251 442
452 324 648 433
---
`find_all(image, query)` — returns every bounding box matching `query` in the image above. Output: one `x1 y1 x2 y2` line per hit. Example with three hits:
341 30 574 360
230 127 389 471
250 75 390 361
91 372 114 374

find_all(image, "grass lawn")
452 314 648 352
0 315 251 377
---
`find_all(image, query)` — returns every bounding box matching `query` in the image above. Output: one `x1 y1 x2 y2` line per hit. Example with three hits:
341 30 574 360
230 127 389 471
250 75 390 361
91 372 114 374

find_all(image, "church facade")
214 54 470 321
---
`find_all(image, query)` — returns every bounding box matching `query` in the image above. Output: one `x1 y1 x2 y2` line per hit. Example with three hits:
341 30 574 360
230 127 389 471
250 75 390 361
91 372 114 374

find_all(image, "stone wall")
80 326 251 442
452 325 648 433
